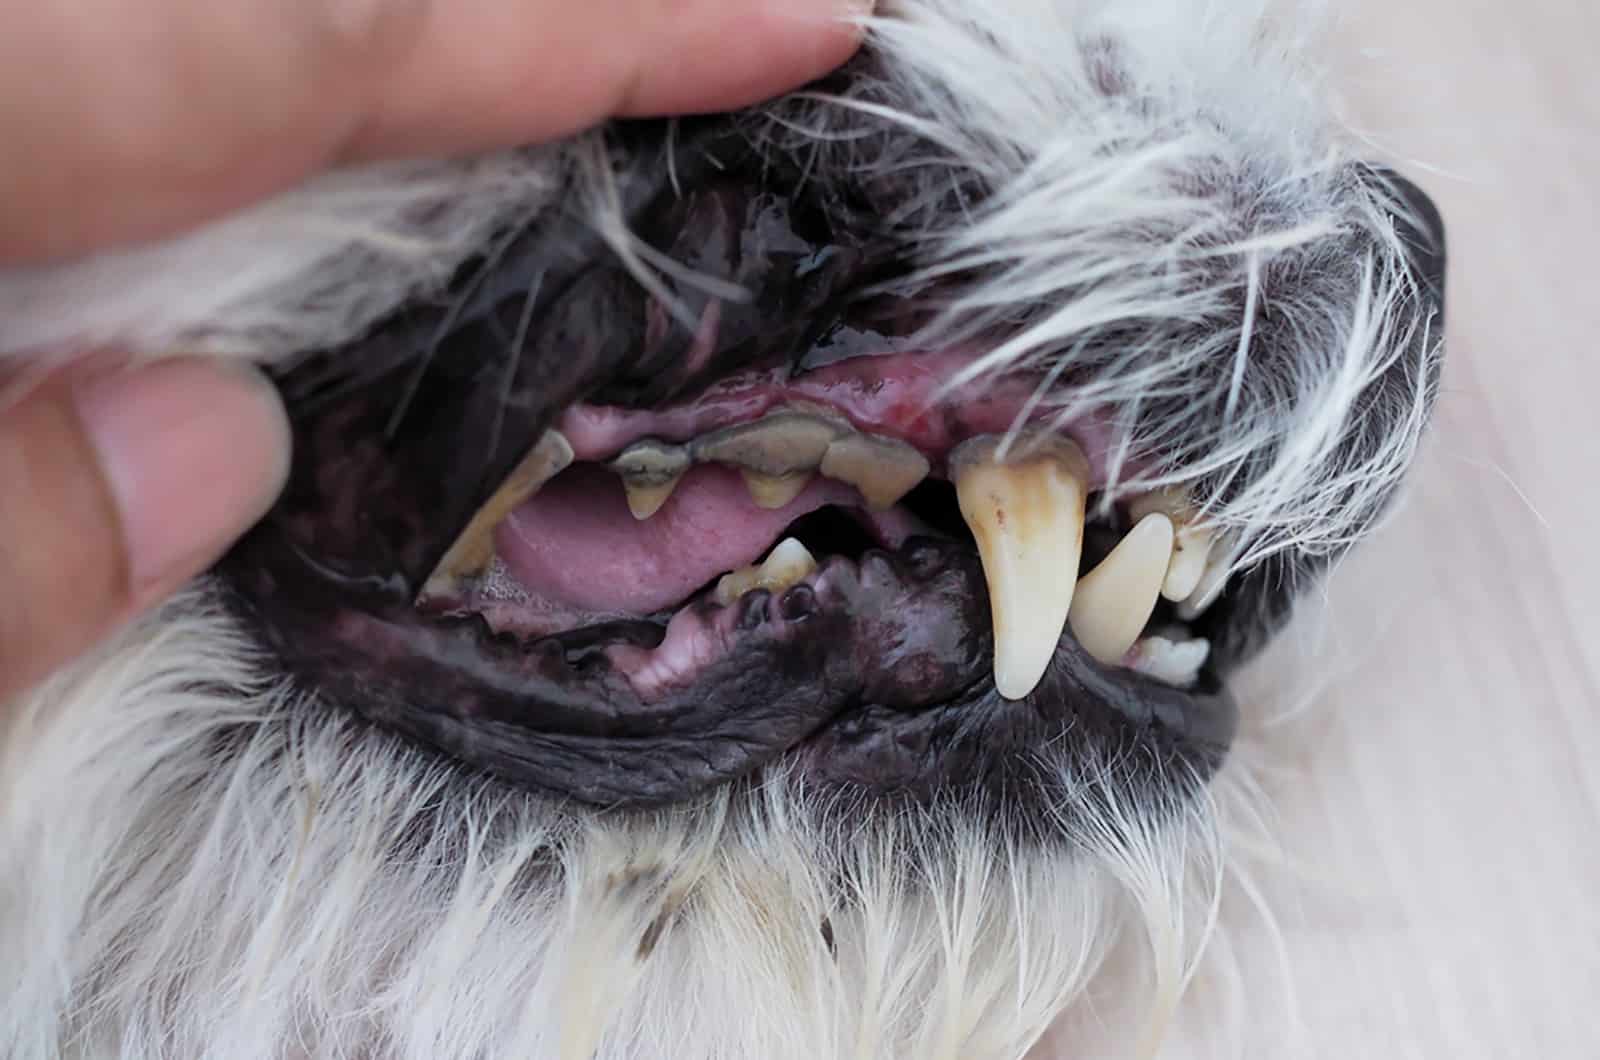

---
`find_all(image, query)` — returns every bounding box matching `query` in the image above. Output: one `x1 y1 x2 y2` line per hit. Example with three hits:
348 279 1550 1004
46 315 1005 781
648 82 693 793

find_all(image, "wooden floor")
1047 2 1600 1055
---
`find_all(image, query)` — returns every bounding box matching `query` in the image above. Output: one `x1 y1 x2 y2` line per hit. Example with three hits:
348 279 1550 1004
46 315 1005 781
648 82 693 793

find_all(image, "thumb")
0 357 290 700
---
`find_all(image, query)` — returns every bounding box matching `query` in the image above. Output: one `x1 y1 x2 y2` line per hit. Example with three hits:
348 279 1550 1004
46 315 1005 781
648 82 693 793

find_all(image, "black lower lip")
223 505 1236 809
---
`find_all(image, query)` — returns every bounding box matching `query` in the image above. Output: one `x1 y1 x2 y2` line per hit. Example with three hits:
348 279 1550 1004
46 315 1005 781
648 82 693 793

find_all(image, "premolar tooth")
417 430 574 601
608 438 691 520
1067 513 1175 665
1127 488 1215 601
742 470 811 510
691 410 840 476
622 475 682 520
819 433 930 509
712 537 819 606
951 433 1089 701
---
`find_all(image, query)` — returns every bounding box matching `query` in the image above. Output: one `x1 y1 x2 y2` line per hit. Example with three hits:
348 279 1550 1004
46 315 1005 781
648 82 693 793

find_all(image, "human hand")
0 0 866 700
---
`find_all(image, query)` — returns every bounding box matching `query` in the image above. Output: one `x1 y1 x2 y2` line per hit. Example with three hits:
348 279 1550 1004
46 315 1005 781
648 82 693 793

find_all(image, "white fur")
2 589 1226 1059
0 1 1435 1056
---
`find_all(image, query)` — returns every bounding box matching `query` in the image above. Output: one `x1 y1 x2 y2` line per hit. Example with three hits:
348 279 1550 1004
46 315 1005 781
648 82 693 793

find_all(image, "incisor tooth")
418 429 574 600
951 434 1089 701
1068 513 1174 665
712 537 819 606
742 470 811 510
819 433 930 509
1127 635 1210 687
1175 549 1231 620
1127 488 1214 601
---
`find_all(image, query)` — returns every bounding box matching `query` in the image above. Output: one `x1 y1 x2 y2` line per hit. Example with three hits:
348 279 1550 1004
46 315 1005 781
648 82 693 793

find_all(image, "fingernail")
73 358 291 592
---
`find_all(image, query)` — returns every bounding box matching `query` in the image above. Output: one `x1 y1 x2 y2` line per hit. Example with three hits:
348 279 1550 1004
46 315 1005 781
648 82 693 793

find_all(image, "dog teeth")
1068 513 1174 665
608 439 690 520
712 537 819 606
1127 635 1210 687
417 429 574 601
621 477 683 520
1175 549 1232 620
691 411 839 476
951 433 1089 701
1127 488 1215 601
741 470 812 510
819 433 930 510
611 408 934 517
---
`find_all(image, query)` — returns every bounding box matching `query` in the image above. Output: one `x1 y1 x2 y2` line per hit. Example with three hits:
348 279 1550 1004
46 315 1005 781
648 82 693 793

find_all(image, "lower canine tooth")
1068 512 1174 665
742 470 810 510
712 537 819 606
951 433 1089 701
417 429 574 600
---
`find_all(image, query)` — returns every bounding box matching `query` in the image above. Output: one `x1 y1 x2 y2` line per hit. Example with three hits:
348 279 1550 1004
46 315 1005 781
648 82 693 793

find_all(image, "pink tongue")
495 465 863 613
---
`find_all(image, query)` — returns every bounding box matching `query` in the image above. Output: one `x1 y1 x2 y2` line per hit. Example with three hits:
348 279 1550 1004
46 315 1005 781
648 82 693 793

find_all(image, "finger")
343 0 871 157
0 359 290 701
0 0 868 264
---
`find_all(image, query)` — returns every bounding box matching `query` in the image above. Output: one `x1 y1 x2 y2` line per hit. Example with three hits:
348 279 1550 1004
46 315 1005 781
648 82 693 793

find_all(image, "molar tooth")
1127 487 1215 601
691 410 840 477
819 433 930 510
951 432 1089 701
741 470 811 510
417 429 574 601
712 537 819 606
1067 512 1175 665
608 439 691 520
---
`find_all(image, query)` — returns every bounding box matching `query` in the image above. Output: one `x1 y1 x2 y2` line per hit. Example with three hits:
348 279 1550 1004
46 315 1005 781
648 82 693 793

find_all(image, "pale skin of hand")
0 0 866 701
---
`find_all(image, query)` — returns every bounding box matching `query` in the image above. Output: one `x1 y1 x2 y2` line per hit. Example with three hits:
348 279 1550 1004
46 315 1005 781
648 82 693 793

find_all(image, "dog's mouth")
420 357 1225 704
220 92 1442 808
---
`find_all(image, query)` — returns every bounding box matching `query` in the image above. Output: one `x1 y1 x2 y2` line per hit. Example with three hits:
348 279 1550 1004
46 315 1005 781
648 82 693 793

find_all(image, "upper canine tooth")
418 429 574 600
742 470 811 510
608 439 690 520
1127 488 1214 601
1067 513 1175 665
691 410 840 477
950 433 1089 701
819 433 930 510
712 537 819 606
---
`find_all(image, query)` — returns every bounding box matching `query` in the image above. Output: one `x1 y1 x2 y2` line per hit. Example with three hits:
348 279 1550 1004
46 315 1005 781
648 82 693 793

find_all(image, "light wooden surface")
1158 2 1599 1055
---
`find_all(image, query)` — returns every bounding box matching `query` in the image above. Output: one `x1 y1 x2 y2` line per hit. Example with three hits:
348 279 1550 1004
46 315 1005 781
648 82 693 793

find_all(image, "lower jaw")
225 503 1237 809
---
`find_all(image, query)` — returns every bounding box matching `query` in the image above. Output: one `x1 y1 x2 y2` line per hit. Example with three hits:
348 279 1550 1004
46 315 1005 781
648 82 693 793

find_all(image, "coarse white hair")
0 0 1438 1056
